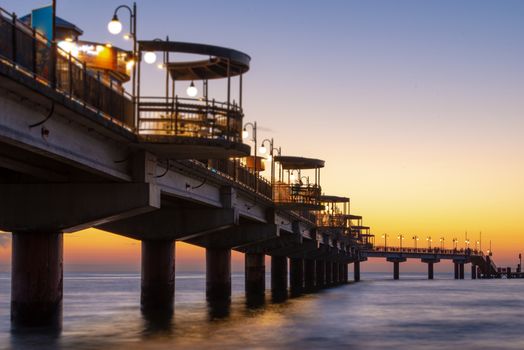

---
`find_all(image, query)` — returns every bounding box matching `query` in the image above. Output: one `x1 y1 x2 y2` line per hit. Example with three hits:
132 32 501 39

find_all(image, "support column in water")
354 260 361 282
387 257 406 280
289 258 304 294
471 264 477 279
422 258 439 280
271 256 288 294
316 260 326 288
206 248 231 301
333 262 339 284
459 263 465 279
343 263 348 283
304 259 316 291
11 232 63 328
454 262 459 279
141 240 176 316
245 253 265 296
326 261 333 286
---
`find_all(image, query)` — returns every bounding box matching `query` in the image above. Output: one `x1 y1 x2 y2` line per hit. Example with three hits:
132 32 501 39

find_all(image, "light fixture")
266 154 272 161
259 145 267 154
105 43 113 48
143 51 157 64
123 33 131 40
107 15 122 35
242 129 249 139
126 59 135 70
186 81 198 97
157 63 164 69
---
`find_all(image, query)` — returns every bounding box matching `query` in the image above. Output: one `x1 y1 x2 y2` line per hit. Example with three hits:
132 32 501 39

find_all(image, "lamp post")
439 237 444 250
412 235 419 249
382 234 388 251
260 138 278 185
452 238 458 250
397 234 404 250
427 236 432 249
243 122 257 190
107 2 137 123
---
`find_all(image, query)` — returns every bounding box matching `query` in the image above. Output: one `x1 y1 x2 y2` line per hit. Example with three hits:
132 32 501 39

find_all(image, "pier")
0 3 517 333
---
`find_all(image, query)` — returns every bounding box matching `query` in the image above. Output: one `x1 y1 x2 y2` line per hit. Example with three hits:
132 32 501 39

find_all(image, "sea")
0 272 523 350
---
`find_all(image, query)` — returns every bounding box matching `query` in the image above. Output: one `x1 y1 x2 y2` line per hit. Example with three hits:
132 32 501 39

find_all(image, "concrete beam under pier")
0 183 160 233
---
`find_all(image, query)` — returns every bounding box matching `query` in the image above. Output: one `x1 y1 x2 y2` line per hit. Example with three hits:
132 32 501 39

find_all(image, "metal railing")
0 8 134 127
273 182 321 207
138 96 243 142
206 159 272 199
317 213 348 228
369 246 484 256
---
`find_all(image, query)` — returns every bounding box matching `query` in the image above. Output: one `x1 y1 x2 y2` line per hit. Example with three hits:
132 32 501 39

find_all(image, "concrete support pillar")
315 260 325 288
11 232 63 328
271 256 288 293
206 248 231 301
332 262 339 284
454 262 459 279
471 264 477 279
326 261 333 286
459 263 465 279
354 261 361 282
304 259 316 291
343 264 348 283
289 258 304 294
427 262 434 280
245 253 265 296
141 240 175 316
393 261 400 280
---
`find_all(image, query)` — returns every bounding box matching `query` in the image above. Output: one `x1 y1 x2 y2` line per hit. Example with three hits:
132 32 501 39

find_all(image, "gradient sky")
1 0 523 272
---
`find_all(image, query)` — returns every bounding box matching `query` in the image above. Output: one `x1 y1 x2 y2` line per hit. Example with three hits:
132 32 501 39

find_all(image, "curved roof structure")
320 195 350 203
138 40 250 81
273 156 325 170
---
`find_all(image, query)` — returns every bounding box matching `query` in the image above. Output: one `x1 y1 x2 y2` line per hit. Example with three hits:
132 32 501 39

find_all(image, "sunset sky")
1 0 523 272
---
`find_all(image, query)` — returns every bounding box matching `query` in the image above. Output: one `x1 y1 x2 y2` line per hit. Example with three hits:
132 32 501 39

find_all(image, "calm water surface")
0 272 523 350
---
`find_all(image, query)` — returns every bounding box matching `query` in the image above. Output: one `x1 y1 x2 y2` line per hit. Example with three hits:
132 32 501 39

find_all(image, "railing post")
68 52 73 97
11 13 17 63
31 28 37 78
174 95 179 135
82 62 87 107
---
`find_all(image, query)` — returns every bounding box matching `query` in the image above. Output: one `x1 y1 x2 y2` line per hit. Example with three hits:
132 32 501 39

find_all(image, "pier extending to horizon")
0 4 511 331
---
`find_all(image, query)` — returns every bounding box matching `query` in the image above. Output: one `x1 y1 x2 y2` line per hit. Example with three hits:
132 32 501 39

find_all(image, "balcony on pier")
272 156 324 211
136 40 251 159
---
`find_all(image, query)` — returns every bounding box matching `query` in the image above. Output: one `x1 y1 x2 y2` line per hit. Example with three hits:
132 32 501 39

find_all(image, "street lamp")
108 2 137 118
427 236 432 249
439 237 445 250
452 238 458 250
243 122 258 189
397 234 404 249
186 81 198 97
382 234 389 251
412 235 419 249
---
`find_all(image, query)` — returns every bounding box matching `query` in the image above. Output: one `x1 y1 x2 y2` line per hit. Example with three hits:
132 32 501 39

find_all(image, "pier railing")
273 183 322 207
0 8 133 127
369 246 483 256
137 96 243 143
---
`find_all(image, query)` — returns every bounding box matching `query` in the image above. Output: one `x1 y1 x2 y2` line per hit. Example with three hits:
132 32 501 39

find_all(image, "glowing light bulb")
126 60 135 70
143 51 157 64
259 145 267 154
123 34 131 40
108 16 122 35
186 81 198 97
157 63 164 69
290 173 296 182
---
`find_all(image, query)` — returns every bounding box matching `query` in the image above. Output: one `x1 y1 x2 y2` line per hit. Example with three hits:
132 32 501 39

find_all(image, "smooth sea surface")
0 272 523 350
